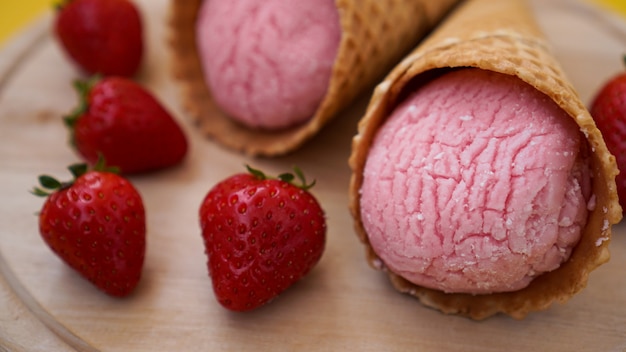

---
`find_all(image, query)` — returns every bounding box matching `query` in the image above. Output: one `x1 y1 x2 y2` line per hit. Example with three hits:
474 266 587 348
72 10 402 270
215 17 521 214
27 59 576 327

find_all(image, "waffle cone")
169 0 460 156
349 0 622 320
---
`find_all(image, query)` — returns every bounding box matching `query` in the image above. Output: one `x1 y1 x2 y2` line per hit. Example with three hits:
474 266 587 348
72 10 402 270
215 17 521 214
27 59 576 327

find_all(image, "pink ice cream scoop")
195 0 341 129
360 68 591 294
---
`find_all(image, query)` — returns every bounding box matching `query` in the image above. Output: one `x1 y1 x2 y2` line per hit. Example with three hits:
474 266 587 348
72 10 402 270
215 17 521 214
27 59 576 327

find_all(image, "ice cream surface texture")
360 68 591 294
196 0 341 129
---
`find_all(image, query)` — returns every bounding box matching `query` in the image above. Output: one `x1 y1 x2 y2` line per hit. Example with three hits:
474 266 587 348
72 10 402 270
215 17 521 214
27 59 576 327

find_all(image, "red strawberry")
54 0 143 77
32 159 146 297
590 56 626 213
199 166 327 311
65 76 188 174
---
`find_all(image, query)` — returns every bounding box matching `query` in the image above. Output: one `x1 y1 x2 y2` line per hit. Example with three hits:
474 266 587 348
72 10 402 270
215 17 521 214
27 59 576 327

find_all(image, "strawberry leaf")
63 75 100 132
92 153 120 174
31 188 50 197
53 0 67 11
277 172 295 183
31 156 117 198
246 164 316 190
68 163 88 179
39 175 62 189
30 175 62 197
293 166 316 190
246 165 267 180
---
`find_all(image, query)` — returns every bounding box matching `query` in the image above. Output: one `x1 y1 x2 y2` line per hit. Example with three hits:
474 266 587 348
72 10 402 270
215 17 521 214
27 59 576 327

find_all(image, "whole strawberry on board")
590 55 626 213
65 76 188 174
54 0 143 77
199 166 327 311
32 158 146 297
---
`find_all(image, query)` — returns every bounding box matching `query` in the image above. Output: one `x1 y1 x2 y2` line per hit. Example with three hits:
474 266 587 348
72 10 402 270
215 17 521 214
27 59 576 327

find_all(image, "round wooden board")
1 0 626 351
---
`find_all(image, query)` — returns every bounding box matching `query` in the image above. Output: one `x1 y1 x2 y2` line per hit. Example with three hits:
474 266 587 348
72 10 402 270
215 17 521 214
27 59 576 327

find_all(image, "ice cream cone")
349 0 622 320
169 0 460 156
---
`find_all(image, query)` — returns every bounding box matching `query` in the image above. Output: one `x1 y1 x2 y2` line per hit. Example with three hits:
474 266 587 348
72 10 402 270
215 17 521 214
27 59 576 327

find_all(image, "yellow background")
0 0 626 47
0 0 52 46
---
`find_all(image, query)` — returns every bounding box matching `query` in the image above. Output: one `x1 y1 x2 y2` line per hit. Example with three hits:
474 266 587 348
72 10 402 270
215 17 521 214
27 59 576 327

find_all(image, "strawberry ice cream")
360 68 591 294
195 0 341 129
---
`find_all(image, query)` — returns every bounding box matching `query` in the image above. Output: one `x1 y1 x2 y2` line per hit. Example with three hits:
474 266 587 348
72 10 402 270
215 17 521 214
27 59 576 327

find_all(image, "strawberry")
54 0 143 77
199 166 327 311
590 55 626 213
64 76 188 174
32 158 146 297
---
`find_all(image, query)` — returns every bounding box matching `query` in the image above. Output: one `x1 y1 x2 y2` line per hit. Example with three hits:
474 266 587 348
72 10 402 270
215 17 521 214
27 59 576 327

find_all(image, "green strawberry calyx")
246 165 316 191
63 76 101 137
31 155 119 197
53 0 73 12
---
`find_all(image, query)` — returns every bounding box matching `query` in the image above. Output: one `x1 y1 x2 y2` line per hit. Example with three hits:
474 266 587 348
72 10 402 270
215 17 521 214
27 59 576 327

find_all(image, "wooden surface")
1 0 626 351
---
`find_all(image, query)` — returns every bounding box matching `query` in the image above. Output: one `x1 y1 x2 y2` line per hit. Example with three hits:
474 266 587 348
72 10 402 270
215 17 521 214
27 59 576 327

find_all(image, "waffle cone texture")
348 0 622 320
169 0 460 156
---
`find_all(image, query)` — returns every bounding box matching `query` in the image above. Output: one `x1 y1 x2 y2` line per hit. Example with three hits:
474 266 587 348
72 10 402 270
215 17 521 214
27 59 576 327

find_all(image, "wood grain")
1 0 625 351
